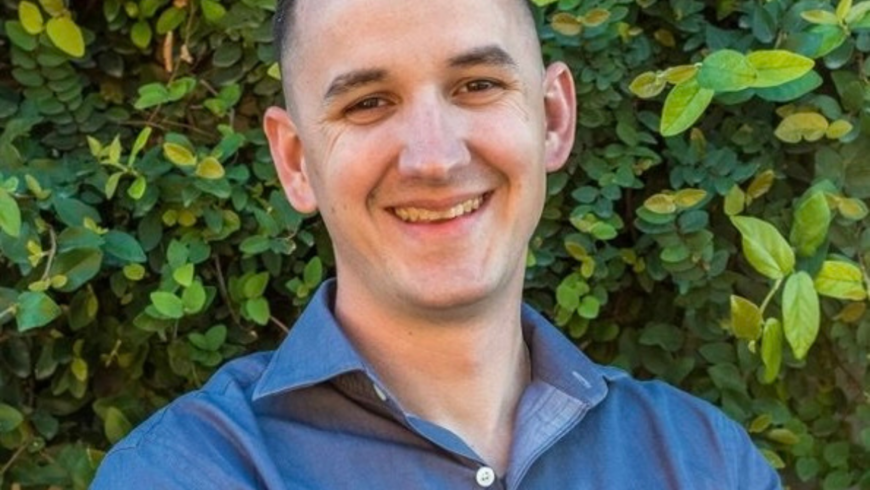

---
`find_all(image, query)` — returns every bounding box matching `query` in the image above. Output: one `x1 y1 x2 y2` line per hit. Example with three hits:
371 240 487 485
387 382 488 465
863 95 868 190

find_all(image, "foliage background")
0 0 868 487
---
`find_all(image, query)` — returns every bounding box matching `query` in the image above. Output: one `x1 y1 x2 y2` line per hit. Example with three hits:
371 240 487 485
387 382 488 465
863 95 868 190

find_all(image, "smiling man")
92 0 782 488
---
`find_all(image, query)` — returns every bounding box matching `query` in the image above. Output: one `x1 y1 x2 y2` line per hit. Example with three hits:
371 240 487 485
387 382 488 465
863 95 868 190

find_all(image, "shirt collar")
253 279 608 408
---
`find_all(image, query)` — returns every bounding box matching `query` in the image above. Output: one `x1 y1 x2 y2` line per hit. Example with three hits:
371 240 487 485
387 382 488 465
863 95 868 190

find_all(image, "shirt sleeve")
719 413 783 490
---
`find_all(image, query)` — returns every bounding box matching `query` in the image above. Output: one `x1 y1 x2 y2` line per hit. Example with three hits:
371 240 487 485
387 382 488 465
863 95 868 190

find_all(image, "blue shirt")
92 281 781 489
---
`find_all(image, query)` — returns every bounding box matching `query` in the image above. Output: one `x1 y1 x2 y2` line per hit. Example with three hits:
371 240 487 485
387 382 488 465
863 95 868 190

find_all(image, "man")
92 0 782 488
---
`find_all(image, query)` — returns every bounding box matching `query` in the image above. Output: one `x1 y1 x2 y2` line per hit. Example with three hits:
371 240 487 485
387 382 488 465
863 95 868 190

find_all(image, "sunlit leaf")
629 72 666 99
761 318 783 383
801 9 840 25
731 216 795 279
579 8 610 27
643 194 677 214
552 13 582 36
782 271 820 360
163 142 197 167
0 187 22 238
661 65 698 85
46 16 85 58
730 295 763 340
660 78 714 137
195 156 225 179
825 119 853 139
814 260 867 300
790 191 831 257
18 1 44 35
746 50 815 88
674 189 707 208
697 50 757 92
775 112 829 143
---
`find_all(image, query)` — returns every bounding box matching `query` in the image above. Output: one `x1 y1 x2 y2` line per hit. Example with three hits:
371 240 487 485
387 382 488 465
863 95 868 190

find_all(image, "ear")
263 106 318 213
541 62 577 173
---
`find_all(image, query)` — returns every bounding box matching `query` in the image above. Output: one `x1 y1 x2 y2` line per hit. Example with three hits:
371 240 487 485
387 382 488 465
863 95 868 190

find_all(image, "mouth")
392 193 488 223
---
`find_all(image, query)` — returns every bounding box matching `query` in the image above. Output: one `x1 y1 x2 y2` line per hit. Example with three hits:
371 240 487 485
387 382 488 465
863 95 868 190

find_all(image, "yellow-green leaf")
697 49 757 92
747 170 776 200
0 187 22 238
814 260 868 301
825 119 853 139
19 1 44 35
661 64 698 85
674 188 707 208
775 112 829 143
761 318 783 384
201 0 227 22
837 0 853 20
725 185 746 216
46 16 85 58
731 216 795 280
782 271 820 360
104 407 133 445
38 0 65 16
746 50 815 88
846 0 870 24
128 175 147 200
267 62 281 80
643 194 677 214
173 263 195 287
163 142 196 167
123 263 146 281
730 295 763 340
790 190 831 257
835 302 866 323
629 71 666 99
195 156 225 180
552 12 582 36
579 8 610 27
660 78 714 137
130 20 152 49
801 9 840 25
837 197 869 220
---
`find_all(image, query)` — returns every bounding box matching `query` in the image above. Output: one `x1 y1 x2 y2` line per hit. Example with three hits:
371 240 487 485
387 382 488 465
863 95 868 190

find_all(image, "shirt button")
372 383 388 402
476 466 496 487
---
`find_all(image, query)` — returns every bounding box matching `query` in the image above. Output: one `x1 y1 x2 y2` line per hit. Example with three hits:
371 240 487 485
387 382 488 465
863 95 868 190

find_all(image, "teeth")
394 196 484 223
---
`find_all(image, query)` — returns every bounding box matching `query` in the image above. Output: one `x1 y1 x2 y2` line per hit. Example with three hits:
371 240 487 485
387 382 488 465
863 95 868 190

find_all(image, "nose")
397 93 470 180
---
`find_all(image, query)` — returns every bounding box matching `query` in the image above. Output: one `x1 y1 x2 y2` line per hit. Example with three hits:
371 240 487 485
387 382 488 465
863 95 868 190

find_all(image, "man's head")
264 0 576 321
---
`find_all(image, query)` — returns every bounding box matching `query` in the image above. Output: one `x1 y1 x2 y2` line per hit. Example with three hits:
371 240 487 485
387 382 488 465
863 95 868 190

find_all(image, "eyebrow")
321 45 518 104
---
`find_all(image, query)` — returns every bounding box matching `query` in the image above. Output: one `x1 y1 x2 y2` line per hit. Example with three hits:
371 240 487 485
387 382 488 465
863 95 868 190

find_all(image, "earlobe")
263 106 318 214
541 62 577 173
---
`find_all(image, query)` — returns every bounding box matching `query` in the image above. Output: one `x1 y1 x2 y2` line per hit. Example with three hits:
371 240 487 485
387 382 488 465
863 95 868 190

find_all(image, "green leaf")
134 83 171 110
790 191 831 257
697 50 757 92
801 9 840 25
16 291 62 331
243 272 269 299
814 261 868 300
755 71 824 102
39 0 65 16
0 187 22 238
103 231 147 263
809 24 848 58
156 6 186 34
129 126 152 166
103 407 132 444
837 0 853 20
746 50 815 88
19 1 45 35
150 291 184 319
46 16 85 58
0 403 24 433
130 20 152 49
204 324 227 350
128 175 147 200
173 263 195 287
201 0 227 22
245 297 270 325
182 280 207 313
105 172 122 199
163 142 197 167
836 197 868 220
731 216 795 279
660 78 714 137
303 257 323 287
724 185 746 216
761 318 783 383
730 295 763 340
782 271 820 360
50 249 103 292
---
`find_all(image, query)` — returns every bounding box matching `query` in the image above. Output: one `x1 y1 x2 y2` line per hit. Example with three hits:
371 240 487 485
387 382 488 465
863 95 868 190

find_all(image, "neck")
334 282 530 475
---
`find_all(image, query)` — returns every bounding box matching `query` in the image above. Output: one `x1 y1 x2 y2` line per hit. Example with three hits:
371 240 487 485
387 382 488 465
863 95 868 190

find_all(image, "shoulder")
91 352 276 489
588 365 782 489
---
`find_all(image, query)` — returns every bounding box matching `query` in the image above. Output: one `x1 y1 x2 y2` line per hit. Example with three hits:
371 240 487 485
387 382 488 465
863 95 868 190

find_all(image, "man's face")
265 0 575 318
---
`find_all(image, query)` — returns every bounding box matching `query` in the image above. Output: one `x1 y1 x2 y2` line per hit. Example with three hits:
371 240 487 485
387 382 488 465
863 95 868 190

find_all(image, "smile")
393 195 485 223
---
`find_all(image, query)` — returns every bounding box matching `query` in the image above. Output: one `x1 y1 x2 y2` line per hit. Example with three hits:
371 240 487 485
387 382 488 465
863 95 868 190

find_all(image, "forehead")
286 0 538 100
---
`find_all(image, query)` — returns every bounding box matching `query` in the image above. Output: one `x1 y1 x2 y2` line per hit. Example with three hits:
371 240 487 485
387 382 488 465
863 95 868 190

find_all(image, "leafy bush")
0 0 868 487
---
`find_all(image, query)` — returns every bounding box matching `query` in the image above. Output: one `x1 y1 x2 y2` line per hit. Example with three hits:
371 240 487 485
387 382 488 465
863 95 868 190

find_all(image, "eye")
342 96 393 123
458 79 503 94
345 97 388 114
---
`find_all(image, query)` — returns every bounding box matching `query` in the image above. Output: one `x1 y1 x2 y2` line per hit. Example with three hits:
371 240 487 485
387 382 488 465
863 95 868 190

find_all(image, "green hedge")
0 0 869 487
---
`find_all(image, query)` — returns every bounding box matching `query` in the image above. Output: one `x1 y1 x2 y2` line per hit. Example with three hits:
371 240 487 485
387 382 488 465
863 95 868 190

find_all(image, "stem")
0 306 15 323
759 277 784 316
213 256 242 329
269 316 290 334
39 228 58 282
0 441 30 475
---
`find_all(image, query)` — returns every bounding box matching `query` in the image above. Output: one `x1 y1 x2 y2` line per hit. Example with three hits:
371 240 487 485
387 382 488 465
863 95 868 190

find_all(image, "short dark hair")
272 0 538 79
